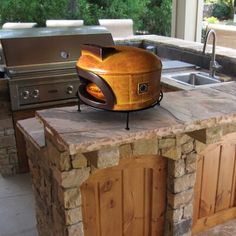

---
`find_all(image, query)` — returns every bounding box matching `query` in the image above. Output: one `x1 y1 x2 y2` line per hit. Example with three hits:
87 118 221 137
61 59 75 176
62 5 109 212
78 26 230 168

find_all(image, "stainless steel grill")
0 26 114 111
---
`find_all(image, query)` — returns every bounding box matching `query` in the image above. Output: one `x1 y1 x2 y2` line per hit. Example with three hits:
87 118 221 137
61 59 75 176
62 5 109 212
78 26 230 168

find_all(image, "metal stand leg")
125 112 130 130
157 90 163 106
77 92 81 112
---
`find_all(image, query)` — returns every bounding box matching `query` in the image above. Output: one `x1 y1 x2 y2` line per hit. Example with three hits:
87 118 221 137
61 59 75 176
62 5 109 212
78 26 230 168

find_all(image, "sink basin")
168 72 221 86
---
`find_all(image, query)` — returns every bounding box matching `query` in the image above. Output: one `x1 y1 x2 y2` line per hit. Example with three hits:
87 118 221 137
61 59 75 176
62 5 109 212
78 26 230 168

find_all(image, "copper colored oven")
76 45 162 111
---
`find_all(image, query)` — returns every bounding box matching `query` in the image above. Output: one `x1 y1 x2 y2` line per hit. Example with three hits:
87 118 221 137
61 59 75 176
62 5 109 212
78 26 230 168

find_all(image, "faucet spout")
203 29 221 78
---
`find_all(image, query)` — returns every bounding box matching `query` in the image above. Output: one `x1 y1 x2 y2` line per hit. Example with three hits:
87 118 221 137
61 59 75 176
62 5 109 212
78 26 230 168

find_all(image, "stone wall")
165 134 196 236
24 121 236 236
23 133 193 235
0 79 17 176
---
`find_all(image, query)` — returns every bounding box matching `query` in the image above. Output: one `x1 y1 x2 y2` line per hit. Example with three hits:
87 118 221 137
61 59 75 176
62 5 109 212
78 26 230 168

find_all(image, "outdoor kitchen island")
18 82 236 236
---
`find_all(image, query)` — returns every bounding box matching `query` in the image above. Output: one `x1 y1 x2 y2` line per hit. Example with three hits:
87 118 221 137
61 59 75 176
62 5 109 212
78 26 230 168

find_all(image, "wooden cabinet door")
192 133 236 234
81 155 167 236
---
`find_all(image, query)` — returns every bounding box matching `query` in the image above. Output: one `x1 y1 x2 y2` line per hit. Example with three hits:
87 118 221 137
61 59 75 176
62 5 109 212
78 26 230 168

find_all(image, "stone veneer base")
18 82 236 235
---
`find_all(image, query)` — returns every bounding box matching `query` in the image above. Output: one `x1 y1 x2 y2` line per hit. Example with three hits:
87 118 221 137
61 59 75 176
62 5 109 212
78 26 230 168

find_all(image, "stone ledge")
32 83 236 156
115 34 236 62
53 167 90 188
17 117 45 149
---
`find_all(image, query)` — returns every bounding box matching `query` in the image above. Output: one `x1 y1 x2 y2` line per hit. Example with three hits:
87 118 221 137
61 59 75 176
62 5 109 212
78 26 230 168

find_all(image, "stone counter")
33 82 236 155
2 33 236 177
17 82 236 236
115 34 236 60
115 35 236 77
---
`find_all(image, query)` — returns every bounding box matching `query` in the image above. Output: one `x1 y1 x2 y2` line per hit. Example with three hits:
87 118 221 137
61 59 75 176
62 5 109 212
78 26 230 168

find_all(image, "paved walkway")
195 219 236 236
0 174 37 236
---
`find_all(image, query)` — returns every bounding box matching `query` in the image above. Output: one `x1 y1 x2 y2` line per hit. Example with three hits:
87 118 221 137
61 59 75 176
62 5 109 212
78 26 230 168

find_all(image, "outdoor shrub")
205 0 217 3
212 2 231 20
139 0 172 36
85 0 149 28
204 16 219 23
0 0 172 36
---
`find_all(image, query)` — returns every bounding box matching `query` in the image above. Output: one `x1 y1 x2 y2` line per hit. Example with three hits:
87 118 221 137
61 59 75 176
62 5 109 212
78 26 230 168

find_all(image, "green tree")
1 0 38 23
0 0 173 36
217 0 235 18
204 0 235 19
223 0 234 17
140 0 172 36
1 0 68 26
0 0 91 26
86 0 149 30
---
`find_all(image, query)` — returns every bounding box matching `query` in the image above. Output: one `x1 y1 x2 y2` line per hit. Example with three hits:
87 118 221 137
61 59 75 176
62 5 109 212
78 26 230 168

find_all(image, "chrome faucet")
203 29 222 78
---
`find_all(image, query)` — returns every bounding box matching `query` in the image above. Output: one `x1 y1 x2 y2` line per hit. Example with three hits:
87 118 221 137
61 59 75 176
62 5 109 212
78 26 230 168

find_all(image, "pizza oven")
76 44 163 114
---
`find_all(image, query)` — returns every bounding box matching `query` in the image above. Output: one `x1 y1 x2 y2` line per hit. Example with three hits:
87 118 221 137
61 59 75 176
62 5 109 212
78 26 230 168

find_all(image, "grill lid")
0 26 114 74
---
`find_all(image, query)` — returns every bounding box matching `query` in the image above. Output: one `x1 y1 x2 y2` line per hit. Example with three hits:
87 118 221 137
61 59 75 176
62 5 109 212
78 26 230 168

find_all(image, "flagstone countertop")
17 81 236 155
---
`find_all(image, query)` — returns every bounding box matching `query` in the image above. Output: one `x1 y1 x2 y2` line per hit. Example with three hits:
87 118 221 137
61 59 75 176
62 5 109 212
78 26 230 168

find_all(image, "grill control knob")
22 90 30 100
67 85 74 94
32 89 39 98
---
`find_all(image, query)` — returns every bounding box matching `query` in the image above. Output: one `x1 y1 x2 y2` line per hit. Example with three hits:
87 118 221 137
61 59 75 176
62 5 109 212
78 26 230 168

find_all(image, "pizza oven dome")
76 45 162 111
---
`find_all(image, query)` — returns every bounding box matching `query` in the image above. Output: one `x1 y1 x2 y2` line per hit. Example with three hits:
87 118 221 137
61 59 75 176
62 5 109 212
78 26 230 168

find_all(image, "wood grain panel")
123 167 144 236
99 171 123 236
143 168 152 236
151 161 167 235
193 133 236 234
193 155 204 225
215 144 236 212
199 145 221 218
81 182 100 236
81 156 167 236
230 145 236 207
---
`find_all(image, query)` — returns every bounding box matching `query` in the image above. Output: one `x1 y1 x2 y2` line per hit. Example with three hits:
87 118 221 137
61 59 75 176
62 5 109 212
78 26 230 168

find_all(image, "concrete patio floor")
1 173 236 236
195 219 236 236
0 174 37 236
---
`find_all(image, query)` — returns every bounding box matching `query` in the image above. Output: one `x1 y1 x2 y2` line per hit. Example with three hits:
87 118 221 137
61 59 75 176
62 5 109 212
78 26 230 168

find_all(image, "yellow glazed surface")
77 45 162 110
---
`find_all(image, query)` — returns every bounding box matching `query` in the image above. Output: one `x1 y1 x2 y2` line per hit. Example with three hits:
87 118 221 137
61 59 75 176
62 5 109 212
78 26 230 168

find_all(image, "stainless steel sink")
168 72 221 86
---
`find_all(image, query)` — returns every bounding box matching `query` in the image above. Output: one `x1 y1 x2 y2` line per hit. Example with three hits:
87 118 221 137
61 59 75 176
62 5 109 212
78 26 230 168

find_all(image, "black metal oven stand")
77 92 81 112
125 112 130 130
77 91 163 131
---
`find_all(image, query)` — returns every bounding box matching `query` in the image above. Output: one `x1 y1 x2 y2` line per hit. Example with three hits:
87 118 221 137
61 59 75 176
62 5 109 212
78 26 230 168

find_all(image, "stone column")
159 134 196 236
